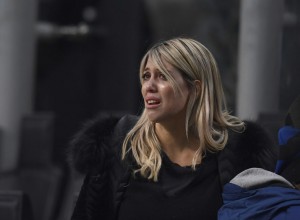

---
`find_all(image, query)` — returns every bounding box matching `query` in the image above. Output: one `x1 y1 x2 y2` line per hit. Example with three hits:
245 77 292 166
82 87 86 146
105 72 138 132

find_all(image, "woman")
69 38 277 220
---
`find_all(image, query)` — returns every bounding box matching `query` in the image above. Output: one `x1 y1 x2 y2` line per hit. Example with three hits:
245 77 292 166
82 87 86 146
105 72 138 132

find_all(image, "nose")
144 78 157 93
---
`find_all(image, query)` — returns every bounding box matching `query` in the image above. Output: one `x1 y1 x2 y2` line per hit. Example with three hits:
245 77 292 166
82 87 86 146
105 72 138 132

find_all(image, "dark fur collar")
68 115 277 178
219 121 278 185
68 113 122 174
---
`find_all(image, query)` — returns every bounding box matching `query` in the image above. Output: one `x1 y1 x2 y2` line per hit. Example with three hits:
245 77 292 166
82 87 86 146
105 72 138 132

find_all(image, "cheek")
175 88 190 107
160 87 174 100
141 84 146 97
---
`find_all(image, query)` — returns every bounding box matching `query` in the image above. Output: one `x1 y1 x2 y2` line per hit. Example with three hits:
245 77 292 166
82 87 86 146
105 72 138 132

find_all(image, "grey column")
0 0 37 171
236 0 284 120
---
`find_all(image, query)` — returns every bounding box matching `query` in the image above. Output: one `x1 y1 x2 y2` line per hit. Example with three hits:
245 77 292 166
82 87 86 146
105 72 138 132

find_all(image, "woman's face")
141 58 190 124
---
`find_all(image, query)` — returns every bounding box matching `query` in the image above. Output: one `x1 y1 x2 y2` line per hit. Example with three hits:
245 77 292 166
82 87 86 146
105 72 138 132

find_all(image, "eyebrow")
143 66 172 74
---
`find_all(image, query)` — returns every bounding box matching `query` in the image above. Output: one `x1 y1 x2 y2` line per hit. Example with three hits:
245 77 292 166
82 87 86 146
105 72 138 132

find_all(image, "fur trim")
68 113 121 174
218 121 278 185
232 121 277 168
68 114 278 182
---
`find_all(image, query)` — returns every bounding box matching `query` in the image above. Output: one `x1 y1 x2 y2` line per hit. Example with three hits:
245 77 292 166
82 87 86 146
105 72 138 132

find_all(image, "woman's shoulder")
218 120 278 185
67 113 139 174
227 120 276 152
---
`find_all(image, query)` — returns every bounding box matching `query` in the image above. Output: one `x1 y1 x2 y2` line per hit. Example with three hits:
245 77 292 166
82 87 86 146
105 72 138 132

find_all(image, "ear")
193 80 201 95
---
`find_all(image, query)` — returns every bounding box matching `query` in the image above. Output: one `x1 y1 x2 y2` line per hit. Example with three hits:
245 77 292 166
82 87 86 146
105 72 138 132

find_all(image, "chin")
146 113 162 123
147 116 159 123
147 114 170 124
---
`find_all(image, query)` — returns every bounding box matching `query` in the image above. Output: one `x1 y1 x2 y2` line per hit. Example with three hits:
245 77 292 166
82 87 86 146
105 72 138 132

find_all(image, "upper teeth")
148 100 157 104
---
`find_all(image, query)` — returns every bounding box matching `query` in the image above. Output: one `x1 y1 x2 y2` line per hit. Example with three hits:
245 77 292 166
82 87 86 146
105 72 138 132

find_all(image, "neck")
155 120 199 166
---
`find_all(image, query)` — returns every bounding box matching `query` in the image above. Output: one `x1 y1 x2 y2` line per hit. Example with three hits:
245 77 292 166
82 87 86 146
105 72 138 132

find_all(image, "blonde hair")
122 38 245 181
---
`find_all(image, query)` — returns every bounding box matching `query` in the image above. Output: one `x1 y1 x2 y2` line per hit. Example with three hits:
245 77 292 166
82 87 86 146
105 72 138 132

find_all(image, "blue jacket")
218 168 300 220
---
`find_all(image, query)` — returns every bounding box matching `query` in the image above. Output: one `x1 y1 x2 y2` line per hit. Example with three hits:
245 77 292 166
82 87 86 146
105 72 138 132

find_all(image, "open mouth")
147 100 160 105
145 99 161 108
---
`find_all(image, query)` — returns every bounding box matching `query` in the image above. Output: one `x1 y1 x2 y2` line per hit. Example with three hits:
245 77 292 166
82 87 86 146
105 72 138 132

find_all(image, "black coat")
68 114 278 220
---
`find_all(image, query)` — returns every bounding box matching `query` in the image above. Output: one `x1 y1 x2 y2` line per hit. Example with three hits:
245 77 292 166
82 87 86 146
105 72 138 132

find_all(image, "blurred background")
0 0 299 219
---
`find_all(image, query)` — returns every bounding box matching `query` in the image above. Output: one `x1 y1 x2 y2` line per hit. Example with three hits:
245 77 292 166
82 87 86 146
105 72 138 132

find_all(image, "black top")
118 152 223 220
70 115 278 220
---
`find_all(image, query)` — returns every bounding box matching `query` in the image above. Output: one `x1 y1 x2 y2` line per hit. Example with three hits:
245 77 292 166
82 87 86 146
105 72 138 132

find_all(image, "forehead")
144 57 156 69
146 57 186 84
144 56 174 72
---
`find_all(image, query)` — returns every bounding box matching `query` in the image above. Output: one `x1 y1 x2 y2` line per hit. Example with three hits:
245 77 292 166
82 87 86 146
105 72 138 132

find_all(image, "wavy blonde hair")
122 38 245 181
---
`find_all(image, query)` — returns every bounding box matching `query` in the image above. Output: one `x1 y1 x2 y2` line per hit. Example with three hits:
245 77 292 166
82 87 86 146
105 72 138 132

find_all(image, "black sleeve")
71 172 111 220
71 175 89 220
68 113 139 219
68 113 121 220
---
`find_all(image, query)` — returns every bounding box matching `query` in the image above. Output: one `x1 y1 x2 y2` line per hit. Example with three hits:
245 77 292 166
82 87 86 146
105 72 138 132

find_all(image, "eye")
142 72 151 80
159 73 167 81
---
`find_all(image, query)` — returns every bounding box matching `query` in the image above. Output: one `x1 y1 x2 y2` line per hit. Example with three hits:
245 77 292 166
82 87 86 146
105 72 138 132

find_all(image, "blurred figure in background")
275 94 300 188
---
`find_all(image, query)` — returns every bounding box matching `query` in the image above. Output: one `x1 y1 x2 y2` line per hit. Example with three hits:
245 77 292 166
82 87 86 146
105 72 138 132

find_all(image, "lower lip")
145 103 160 109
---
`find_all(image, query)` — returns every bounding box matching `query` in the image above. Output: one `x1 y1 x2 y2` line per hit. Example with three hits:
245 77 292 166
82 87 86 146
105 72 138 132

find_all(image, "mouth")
145 98 161 108
147 100 160 105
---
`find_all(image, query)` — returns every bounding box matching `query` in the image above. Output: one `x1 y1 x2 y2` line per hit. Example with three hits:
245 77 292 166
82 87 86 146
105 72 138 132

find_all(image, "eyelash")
142 73 167 81
142 72 151 80
159 74 167 80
